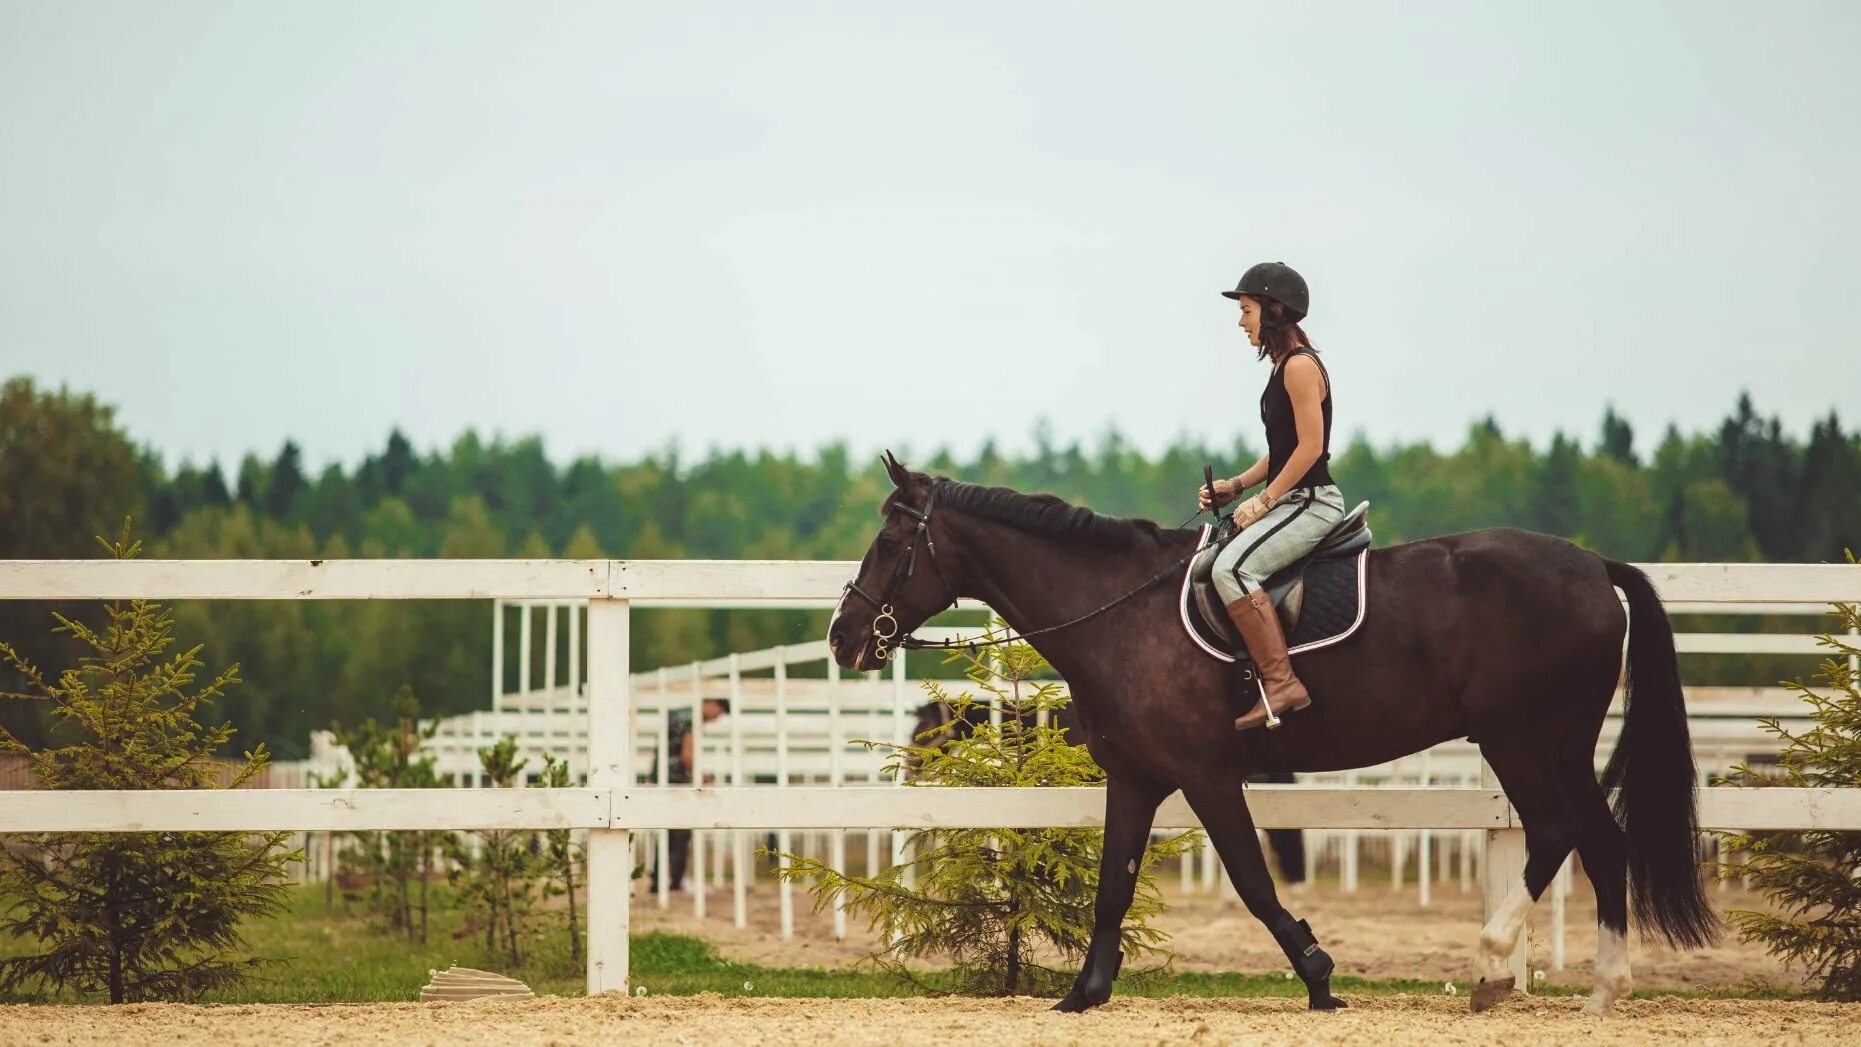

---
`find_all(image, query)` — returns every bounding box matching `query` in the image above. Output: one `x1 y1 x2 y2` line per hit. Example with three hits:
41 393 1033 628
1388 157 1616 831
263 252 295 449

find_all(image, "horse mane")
931 479 1166 549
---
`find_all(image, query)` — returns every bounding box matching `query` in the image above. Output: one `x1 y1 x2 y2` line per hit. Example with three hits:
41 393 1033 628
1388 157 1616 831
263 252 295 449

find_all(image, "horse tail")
1600 559 1719 949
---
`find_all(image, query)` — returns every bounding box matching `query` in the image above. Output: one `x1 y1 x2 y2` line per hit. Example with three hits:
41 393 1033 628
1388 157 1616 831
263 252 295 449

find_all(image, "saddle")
1183 501 1373 661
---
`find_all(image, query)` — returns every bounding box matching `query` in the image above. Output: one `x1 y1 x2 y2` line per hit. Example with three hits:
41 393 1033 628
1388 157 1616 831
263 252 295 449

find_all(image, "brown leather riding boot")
1225 590 1312 731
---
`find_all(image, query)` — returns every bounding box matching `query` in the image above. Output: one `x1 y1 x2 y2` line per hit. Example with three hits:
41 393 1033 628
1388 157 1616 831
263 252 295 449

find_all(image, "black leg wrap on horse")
1270 912 1335 984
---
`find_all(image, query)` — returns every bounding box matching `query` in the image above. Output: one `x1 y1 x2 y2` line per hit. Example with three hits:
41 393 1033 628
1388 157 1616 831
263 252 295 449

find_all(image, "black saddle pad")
1178 528 1369 663
1284 554 1364 648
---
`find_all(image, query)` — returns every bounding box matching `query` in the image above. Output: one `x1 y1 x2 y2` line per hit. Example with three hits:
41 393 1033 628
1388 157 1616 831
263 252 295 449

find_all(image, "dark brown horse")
828 455 1715 1016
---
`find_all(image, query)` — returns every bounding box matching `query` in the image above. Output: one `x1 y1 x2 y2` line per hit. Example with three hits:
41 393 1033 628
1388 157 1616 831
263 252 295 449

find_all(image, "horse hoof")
1470 976 1515 1013
1051 991 1103 1014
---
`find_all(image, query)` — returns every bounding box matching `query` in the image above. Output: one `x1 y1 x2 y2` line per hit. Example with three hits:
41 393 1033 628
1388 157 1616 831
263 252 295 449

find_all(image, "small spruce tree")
0 527 301 1003
770 625 1198 996
531 754 583 963
324 686 451 942
446 735 538 967
1717 556 1861 1000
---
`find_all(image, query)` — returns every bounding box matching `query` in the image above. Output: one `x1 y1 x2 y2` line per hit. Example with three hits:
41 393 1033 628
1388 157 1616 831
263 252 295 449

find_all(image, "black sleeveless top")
1260 348 1333 489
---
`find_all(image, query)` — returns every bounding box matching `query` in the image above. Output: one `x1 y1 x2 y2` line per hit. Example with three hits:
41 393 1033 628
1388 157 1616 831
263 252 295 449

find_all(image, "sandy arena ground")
1 994 1853 1047
633 876 1812 992
0 874 1831 1044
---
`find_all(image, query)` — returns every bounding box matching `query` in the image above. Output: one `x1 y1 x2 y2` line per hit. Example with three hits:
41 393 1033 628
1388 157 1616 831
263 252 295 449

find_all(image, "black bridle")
839 485 962 663
841 481 1220 662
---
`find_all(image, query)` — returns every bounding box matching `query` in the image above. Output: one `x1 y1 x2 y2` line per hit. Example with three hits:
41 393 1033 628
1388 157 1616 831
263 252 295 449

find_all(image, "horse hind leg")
1559 749 1634 1015
1471 745 1576 1013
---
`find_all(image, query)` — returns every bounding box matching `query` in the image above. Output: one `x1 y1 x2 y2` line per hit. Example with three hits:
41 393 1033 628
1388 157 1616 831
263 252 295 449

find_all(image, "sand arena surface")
0 874 1826 1044
633 878 1812 992
1 994 1853 1046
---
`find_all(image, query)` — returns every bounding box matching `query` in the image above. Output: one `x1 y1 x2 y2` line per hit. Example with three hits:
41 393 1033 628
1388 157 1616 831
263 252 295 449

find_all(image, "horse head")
827 452 965 671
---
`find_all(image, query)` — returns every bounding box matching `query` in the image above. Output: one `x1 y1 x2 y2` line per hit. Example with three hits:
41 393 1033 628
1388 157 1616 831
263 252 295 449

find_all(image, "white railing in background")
411 594 1857 977
0 558 1857 995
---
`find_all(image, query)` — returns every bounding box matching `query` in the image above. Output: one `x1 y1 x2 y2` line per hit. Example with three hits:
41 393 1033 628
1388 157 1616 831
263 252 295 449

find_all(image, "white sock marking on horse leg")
1583 924 1632 1015
1477 878 1532 981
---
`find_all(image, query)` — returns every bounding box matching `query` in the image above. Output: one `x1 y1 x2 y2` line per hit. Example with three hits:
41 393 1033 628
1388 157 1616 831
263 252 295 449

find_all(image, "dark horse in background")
829 455 1715 1016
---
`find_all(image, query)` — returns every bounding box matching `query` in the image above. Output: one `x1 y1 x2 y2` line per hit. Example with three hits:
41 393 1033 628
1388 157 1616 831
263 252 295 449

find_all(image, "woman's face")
1237 295 1264 348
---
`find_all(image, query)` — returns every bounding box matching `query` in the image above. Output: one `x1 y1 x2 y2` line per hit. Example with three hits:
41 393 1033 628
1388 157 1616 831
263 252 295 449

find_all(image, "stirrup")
1255 675 1284 730
1236 676 1310 731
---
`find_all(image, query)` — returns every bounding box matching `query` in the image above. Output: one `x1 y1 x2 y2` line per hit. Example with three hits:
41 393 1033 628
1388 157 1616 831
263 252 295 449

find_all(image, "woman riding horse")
1199 261 1346 730
831 439 1715 1014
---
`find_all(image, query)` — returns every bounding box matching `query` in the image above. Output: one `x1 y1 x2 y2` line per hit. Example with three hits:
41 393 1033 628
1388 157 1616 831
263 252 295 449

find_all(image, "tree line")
2 374 1854 756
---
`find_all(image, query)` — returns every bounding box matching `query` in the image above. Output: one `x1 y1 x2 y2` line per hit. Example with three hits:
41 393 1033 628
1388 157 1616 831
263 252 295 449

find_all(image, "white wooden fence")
359 593 1855 972
0 557 1857 996
401 600 1846 919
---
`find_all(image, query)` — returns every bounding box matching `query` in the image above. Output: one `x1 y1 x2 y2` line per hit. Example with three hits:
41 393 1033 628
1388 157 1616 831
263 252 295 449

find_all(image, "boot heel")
1265 694 1312 729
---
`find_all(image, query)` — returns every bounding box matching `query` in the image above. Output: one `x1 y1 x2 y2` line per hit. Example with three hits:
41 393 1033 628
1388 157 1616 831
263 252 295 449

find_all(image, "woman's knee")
1211 568 1245 603
1231 563 1267 593
1211 546 1250 599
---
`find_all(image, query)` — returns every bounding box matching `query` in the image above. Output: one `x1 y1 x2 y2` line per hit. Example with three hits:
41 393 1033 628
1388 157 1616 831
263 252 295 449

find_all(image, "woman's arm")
1232 453 1269 490
1264 355 1326 502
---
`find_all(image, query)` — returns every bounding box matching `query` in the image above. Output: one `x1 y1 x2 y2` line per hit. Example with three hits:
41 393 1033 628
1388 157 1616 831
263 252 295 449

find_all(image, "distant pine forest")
3 375 1853 756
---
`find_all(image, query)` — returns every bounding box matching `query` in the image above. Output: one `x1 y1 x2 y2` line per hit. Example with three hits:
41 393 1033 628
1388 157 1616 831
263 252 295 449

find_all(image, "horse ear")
883 450 911 489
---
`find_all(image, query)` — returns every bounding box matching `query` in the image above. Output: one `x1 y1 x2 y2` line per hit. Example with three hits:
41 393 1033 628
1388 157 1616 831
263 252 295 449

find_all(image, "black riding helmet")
1221 261 1309 322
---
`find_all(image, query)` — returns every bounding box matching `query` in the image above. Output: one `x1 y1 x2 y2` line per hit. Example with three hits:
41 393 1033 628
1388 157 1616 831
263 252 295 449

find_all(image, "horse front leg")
1052 773 1171 1013
1184 779 1346 1010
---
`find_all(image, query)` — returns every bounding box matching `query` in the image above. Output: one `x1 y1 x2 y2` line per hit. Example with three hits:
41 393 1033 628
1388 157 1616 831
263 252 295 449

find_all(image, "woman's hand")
1231 490 1279 529
1197 477 1238 512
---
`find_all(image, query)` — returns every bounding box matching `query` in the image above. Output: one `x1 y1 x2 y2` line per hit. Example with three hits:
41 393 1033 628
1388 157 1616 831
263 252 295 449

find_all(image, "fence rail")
2 785 1851 835
2 558 1858 604
0 556 1856 996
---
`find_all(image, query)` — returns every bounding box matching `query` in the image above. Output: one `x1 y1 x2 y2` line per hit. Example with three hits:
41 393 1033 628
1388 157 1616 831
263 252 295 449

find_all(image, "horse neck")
950 515 1197 677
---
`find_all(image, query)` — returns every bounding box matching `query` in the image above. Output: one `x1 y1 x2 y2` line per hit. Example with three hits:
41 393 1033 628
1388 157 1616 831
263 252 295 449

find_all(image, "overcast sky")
2 2 1855 473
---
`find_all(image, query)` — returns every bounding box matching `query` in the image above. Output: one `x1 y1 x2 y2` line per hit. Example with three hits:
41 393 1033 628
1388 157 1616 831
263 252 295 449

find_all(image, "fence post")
891 650 913 893
520 603 535 706
775 650 794 939
729 653 748 930
492 600 504 711
690 660 706 920
1417 749 1432 907
828 658 847 940
1342 768 1360 893
655 667 670 911
1480 760 1529 990
585 596 632 996
544 603 559 766
1551 856 1569 971
567 601 582 778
